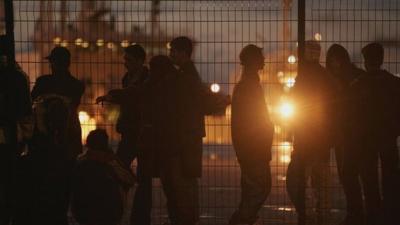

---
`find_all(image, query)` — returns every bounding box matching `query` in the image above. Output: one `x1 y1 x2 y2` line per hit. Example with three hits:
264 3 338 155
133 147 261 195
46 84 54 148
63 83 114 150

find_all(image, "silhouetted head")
149 55 177 81
326 44 351 74
362 42 384 71
46 47 71 75
86 129 109 152
169 36 193 66
0 35 10 69
239 44 264 72
304 40 321 63
124 44 146 72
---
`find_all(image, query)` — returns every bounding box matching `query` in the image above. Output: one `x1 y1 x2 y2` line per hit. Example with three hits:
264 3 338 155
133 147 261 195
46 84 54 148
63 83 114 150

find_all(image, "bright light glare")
314 33 322 41
75 38 83 46
279 102 294 118
79 111 90 123
210 83 220 93
280 155 291 163
79 111 97 143
288 55 296 64
286 77 295 88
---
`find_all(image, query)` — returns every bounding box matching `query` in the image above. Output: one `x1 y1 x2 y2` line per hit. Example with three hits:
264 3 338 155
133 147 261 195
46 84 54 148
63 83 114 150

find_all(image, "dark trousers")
286 152 330 225
117 134 152 225
229 149 271 225
0 143 16 225
379 144 400 225
341 144 381 225
160 157 199 225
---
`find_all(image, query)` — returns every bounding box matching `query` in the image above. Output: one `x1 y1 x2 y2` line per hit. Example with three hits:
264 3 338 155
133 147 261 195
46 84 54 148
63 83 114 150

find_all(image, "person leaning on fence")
351 42 400 225
286 40 336 225
0 35 32 225
229 44 274 225
326 44 381 225
167 36 231 225
71 129 135 225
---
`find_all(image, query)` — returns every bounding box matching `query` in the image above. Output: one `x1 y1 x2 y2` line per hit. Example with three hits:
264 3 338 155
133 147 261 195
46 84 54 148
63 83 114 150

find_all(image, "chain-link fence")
3 0 399 224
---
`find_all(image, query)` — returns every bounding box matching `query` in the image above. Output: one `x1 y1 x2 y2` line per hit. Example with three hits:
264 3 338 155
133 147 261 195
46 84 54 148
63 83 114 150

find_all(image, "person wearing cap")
286 40 336 225
0 35 32 225
228 44 273 225
31 46 84 159
167 36 230 225
326 44 381 225
350 42 400 225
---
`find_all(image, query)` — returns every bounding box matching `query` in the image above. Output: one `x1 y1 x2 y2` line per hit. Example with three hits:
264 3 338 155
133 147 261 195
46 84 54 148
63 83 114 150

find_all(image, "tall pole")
298 0 305 67
297 0 306 225
4 0 15 62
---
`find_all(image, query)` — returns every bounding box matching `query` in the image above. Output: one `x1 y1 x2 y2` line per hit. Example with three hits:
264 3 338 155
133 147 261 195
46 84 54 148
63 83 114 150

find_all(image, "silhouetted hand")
96 95 112 104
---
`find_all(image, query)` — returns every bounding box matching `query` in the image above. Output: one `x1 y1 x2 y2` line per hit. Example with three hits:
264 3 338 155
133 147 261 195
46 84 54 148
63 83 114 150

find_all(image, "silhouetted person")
327 44 380 225
0 35 32 225
138 56 182 225
355 42 400 225
19 46 84 225
168 36 230 225
229 45 273 225
71 129 135 225
31 46 84 159
114 44 152 225
286 40 336 225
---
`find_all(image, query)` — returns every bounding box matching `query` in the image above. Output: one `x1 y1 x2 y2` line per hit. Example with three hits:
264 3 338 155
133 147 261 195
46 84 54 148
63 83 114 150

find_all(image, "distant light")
75 38 83 46
274 125 282 134
286 77 295 88
96 39 104 47
60 40 68 47
166 42 171 50
280 155 291 163
279 102 294 118
288 55 296 64
279 141 293 153
107 42 115 49
131 42 136 46
53 37 61 45
277 71 284 77
314 33 322 41
121 40 130 48
209 153 217 160
210 83 220 93
79 111 90 123
82 41 89 48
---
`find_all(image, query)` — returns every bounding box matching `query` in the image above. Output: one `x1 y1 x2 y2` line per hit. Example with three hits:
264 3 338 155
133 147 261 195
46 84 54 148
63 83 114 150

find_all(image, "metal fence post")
4 0 15 62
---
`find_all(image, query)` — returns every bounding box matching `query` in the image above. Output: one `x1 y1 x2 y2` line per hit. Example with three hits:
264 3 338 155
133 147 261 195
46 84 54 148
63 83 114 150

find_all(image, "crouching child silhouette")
71 129 135 225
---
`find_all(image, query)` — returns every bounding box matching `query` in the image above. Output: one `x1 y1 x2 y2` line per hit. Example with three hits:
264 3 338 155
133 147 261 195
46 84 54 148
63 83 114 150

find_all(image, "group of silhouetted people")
1 32 399 225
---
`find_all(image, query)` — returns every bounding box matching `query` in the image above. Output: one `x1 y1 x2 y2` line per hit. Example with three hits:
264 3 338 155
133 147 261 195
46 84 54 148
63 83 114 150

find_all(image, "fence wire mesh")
4 0 399 225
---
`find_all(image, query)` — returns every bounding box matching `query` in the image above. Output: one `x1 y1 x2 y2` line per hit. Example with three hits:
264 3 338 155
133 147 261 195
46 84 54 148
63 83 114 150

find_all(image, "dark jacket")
176 61 228 177
349 69 400 143
291 62 336 161
72 150 134 225
31 73 85 159
231 74 273 161
137 73 181 177
0 66 32 146
332 65 365 147
116 67 148 135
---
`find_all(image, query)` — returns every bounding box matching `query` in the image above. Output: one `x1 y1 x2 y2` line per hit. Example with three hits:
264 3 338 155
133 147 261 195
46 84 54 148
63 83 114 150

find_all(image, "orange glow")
279 102 294 118
79 111 97 143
